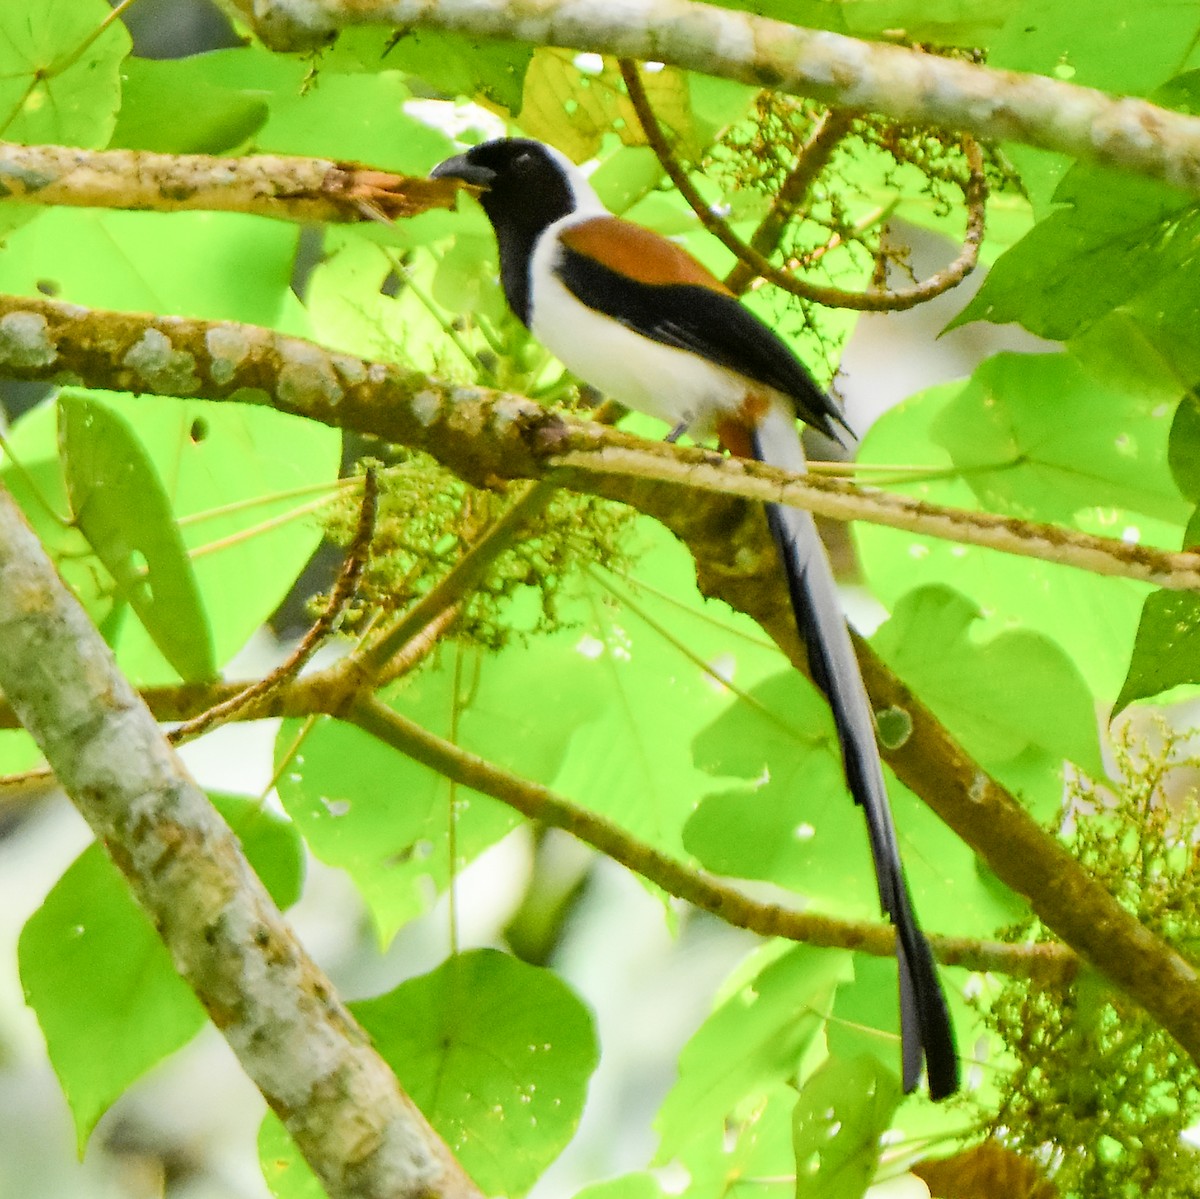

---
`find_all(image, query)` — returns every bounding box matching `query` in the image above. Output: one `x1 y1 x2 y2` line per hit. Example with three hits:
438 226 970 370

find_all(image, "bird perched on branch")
432 136 958 1100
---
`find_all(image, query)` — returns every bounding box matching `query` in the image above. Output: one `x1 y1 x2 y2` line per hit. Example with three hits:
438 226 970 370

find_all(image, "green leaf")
549 529 794 854
1114 512 1200 711
949 75 1200 384
949 164 1199 360
255 70 454 171
0 0 130 147
683 671 1020 934
276 519 793 941
364 950 596 1192
260 951 597 1196
274 632 600 940
668 1083 798 1199
1168 385 1200 502
654 944 850 1161
19 794 303 1150
110 55 269 154
792 1055 902 1199
990 3 1200 97
855 353 1187 699
217 791 307 912
573 1176 666 1199
872 585 1104 777
19 846 204 1153
1120 583 1200 706
58 392 216 682
0 207 298 324
519 51 699 162
333 27 532 112
1118 404 1200 708
275 712 521 944
3 391 338 682
259 1117 327 1199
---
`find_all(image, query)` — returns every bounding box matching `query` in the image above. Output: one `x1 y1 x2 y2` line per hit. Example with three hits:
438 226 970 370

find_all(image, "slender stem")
171 469 378 742
347 692 1074 982
188 492 341 560
176 475 355 528
54 0 139 73
724 107 858 295
620 59 985 311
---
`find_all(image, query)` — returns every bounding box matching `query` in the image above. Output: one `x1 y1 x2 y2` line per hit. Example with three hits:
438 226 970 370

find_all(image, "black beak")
431 154 496 189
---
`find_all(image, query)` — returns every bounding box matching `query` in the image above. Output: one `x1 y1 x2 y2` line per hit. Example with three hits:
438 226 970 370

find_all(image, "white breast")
528 214 754 441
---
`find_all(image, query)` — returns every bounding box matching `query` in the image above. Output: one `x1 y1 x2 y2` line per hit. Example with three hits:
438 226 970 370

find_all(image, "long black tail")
751 406 958 1100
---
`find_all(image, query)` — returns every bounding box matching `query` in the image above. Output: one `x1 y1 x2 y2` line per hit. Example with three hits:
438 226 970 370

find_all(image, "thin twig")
724 107 858 295
170 469 378 742
619 59 985 311
348 692 1076 984
548 442 1200 592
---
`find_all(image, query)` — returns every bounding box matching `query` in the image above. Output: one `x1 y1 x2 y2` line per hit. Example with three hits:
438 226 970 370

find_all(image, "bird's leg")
665 416 693 444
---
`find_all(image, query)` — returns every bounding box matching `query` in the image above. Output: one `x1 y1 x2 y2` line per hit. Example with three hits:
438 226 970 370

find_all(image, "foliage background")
2 0 1200 1197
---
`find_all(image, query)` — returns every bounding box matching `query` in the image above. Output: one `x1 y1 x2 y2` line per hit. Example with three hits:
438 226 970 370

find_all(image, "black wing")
557 246 848 440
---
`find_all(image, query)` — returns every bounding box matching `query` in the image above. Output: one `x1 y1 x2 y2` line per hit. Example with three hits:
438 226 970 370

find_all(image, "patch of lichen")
323 453 634 650
985 721 1200 1198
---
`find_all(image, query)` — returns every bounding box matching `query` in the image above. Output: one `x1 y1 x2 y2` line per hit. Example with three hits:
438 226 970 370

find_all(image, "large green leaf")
990 2 1200 97
58 392 216 682
274 710 521 945
274 634 595 940
110 55 269 154
1115 586 1200 710
20 845 204 1153
252 68 454 171
951 74 1200 384
549 527 797 853
4 391 338 682
683 668 1021 934
654 944 850 1162
0 206 298 325
1115 505 1200 710
950 165 1200 360
331 27 532 113
0 0 130 147
277 518 791 941
1167 384 1200 503
667 1083 798 1199
19 794 304 1150
855 353 1187 699
357 951 597 1193
872 585 1104 778
261 950 598 1198
792 1055 902 1199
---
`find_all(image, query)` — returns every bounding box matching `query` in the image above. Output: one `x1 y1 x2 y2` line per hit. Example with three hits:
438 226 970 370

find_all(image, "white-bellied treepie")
432 137 958 1100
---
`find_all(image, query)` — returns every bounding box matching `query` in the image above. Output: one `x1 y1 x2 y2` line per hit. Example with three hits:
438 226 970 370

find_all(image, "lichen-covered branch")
0 293 1195 592
0 486 482 1199
228 0 1200 196
0 141 460 223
